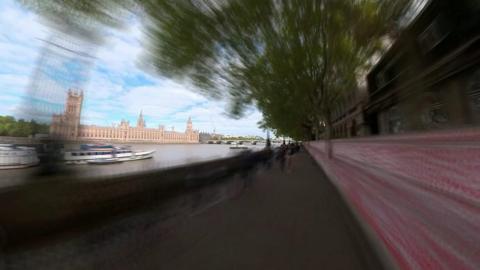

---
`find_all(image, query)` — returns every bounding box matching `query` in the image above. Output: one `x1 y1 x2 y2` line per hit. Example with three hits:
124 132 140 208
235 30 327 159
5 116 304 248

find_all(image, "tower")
137 110 146 128
186 116 193 132
64 89 83 139
50 89 83 139
185 116 198 142
66 89 83 117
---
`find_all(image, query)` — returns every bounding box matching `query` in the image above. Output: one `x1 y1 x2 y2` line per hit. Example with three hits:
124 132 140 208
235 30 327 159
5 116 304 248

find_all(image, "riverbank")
0 144 265 188
0 149 273 249
0 136 42 144
1 150 383 270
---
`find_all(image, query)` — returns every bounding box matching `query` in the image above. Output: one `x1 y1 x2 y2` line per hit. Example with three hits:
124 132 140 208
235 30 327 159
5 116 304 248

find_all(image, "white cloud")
0 0 265 136
0 1 48 44
0 0 48 120
0 74 30 90
153 98 265 136
94 21 144 76
119 81 207 117
84 71 125 100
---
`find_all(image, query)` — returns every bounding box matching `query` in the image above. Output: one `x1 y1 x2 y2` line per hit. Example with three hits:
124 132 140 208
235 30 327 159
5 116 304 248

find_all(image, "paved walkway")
130 151 383 270
4 151 384 270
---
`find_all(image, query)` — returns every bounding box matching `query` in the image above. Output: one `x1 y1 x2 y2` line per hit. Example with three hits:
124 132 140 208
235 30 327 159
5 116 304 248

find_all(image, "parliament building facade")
50 90 199 143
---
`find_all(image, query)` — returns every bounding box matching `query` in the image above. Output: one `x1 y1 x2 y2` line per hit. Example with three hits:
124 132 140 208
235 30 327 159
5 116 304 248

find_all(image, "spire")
137 110 145 128
186 116 193 132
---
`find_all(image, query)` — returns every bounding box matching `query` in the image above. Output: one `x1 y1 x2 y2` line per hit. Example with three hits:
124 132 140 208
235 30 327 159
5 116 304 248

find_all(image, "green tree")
0 116 16 136
18 0 133 43
0 115 49 137
20 0 412 141
142 0 411 140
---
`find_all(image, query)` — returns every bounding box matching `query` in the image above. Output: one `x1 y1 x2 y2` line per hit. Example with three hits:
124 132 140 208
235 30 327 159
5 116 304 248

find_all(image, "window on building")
418 14 451 53
376 71 388 89
468 69 480 123
420 100 448 128
387 106 405 134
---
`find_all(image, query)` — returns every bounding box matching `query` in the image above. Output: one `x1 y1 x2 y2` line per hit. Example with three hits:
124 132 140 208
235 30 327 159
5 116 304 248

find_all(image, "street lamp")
266 130 271 148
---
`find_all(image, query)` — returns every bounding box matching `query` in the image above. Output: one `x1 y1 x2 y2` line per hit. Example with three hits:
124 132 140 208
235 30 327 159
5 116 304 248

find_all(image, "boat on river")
64 144 154 165
0 144 39 169
229 142 249 150
87 158 124 165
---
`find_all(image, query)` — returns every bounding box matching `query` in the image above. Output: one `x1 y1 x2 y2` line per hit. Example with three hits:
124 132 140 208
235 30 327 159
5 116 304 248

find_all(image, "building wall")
76 125 199 143
50 90 199 143
359 0 480 137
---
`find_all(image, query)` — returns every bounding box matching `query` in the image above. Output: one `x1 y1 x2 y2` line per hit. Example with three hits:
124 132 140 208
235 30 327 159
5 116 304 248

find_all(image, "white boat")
87 158 124 165
64 144 154 165
229 142 249 150
0 144 40 169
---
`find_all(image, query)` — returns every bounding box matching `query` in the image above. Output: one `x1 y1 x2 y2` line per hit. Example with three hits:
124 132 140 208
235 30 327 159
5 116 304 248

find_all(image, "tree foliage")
0 115 49 137
143 0 411 139
18 0 135 43
20 0 412 140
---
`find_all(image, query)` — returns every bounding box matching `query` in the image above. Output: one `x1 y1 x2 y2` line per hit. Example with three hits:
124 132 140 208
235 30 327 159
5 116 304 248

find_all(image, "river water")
0 144 265 188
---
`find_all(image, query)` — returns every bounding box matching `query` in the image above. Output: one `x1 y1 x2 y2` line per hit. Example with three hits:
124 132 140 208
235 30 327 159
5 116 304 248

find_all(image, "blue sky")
0 0 265 136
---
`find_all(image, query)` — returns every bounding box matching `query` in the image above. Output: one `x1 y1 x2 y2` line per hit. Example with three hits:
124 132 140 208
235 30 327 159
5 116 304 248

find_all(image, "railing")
306 129 480 270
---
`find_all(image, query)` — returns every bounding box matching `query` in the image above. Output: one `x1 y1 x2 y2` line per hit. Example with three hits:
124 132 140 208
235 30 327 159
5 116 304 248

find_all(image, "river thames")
0 143 266 187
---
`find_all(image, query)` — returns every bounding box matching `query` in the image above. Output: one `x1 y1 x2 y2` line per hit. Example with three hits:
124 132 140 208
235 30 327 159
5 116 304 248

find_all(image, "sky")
0 0 265 137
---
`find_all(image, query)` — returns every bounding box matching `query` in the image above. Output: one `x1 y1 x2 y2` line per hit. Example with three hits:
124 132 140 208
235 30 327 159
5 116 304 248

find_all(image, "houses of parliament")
50 89 199 143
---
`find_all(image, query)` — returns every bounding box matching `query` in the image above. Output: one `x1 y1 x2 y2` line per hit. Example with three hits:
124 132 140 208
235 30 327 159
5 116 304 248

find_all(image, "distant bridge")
205 139 261 145
205 139 285 145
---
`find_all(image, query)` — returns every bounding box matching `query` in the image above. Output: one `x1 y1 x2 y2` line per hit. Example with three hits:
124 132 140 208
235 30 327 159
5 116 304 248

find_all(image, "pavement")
3 150 384 270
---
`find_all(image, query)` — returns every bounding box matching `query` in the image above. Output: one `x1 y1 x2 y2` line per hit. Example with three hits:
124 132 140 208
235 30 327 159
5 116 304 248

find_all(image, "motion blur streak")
306 129 480 270
1 0 480 269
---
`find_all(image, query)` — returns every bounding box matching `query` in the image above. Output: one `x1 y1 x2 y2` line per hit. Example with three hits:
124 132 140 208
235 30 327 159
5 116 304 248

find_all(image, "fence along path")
306 129 480 270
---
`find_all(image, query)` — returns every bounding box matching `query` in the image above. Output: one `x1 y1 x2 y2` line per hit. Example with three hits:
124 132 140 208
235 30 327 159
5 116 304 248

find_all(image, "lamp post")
266 130 271 148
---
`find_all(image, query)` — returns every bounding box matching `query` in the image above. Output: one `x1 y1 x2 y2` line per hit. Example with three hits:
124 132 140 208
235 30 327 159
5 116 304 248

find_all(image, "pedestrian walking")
285 143 295 173
277 143 287 172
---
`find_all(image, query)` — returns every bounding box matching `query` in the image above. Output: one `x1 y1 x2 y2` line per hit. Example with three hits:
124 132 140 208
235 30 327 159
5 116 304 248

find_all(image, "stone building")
330 0 480 138
364 0 480 135
50 89 199 143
